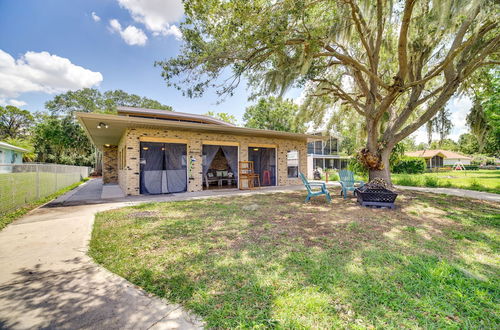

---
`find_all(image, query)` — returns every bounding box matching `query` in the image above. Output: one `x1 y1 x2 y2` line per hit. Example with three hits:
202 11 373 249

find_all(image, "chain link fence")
0 164 90 216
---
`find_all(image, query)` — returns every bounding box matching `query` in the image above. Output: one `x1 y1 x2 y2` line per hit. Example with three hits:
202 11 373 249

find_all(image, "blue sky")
0 0 469 143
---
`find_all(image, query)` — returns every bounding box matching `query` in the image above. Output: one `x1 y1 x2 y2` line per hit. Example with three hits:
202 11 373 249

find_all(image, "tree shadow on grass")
0 257 198 329
90 190 500 328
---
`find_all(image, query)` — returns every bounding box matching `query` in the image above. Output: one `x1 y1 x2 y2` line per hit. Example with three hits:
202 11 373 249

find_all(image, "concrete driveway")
0 181 203 329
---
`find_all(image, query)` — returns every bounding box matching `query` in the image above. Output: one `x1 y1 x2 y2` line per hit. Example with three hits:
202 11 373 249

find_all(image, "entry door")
140 142 187 194
248 147 276 186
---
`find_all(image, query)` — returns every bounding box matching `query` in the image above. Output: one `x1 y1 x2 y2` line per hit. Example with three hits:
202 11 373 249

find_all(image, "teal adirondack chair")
299 172 331 203
338 169 365 199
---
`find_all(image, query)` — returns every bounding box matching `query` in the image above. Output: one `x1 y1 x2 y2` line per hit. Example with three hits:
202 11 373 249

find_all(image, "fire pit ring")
355 179 398 209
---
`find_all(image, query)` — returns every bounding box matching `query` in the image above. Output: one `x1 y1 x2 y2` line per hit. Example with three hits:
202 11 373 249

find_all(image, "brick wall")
118 128 307 195
102 146 118 184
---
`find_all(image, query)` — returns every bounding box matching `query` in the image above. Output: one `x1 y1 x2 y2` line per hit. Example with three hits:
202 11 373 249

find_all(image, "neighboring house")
76 106 322 196
0 141 29 173
306 132 350 178
0 141 28 164
405 149 472 168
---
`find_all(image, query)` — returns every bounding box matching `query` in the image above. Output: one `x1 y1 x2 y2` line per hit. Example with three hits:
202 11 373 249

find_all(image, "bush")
471 154 496 166
392 156 426 174
393 175 420 186
468 179 484 191
348 157 368 176
423 176 439 187
322 171 339 181
463 165 479 170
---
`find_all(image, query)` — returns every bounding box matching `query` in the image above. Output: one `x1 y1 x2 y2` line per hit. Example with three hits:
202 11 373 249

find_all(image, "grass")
0 171 87 215
90 189 500 328
392 170 500 194
0 178 88 231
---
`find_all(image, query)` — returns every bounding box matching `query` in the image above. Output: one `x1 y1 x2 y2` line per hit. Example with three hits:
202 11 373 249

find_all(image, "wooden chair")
299 172 331 203
239 161 260 189
338 169 365 199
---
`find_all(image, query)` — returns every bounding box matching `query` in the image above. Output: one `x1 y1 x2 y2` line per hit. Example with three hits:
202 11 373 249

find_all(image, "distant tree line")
0 88 172 166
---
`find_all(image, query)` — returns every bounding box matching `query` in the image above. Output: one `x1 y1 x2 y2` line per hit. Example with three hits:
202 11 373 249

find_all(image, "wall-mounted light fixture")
104 144 111 147
97 122 108 129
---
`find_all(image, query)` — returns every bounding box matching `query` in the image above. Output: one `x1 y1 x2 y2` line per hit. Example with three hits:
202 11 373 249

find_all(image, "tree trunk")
368 148 392 186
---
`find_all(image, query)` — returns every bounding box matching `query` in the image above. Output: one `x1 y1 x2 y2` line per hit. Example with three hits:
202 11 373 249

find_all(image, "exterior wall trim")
202 140 240 146
248 143 277 148
139 136 189 144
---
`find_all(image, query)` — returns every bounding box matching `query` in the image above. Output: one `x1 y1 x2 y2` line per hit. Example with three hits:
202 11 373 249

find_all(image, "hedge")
392 156 426 174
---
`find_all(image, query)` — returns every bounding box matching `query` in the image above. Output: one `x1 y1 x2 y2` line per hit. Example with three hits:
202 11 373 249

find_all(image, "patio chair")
338 169 365 199
299 172 331 203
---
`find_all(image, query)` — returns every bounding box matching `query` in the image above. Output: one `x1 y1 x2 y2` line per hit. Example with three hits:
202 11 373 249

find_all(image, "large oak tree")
157 0 499 183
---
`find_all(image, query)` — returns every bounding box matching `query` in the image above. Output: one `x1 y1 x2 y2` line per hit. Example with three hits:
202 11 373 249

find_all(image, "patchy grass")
0 178 89 230
90 190 500 328
393 170 500 194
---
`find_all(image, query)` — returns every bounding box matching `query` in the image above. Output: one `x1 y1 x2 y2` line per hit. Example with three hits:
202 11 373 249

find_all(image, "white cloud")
0 49 103 100
91 11 101 22
117 0 183 39
160 25 182 40
7 99 27 107
109 19 148 46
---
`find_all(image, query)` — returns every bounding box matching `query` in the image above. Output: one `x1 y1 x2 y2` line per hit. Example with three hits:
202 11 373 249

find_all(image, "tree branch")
397 0 417 82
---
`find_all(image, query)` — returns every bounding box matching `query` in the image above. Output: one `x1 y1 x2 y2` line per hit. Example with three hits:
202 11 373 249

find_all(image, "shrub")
392 156 426 174
468 179 484 191
423 176 439 187
348 157 368 176
463 165 479 170
322 171 339 181
393 175 419 186
471 154 496 166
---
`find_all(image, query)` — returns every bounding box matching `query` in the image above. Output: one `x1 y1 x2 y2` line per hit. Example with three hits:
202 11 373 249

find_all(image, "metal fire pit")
355 182 398 209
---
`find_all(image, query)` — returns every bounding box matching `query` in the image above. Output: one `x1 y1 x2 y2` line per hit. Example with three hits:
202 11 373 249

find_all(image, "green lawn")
0 178 88 230
0 171 85 215
90 190 499 328
392 170 500 194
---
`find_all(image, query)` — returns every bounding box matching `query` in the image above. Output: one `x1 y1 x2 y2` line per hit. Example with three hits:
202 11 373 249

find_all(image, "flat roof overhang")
76 112 326 150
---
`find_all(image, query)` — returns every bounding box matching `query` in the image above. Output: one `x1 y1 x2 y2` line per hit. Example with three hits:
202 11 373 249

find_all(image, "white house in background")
307 132 350 178
0 141 28 165
405 149 472 168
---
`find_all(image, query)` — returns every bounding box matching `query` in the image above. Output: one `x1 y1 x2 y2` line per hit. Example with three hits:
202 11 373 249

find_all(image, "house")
405 149 472 168
0 141 29 173
306 132 350 178
0 141 28 164
76 106 323 196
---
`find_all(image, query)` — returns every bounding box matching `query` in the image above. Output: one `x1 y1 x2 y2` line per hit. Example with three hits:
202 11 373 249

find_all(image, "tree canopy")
243 97 305 133
0 105 34 140
31 89 173 166
45 88 172 114
204 111 238 125
158 0 499 183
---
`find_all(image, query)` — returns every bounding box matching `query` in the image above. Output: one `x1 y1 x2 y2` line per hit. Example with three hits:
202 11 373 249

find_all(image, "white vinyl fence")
0 164 90 216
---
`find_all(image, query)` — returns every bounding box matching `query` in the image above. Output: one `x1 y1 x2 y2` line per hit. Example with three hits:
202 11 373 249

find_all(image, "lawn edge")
0 177 90 231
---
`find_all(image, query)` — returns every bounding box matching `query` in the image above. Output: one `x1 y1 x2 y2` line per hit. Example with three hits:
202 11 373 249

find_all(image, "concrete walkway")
0 200 203 329
0 179 309 329
313 180 499 202
395 185 500 202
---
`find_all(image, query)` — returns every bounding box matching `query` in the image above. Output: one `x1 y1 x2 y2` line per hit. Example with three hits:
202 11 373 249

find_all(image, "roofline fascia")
75 112 326 141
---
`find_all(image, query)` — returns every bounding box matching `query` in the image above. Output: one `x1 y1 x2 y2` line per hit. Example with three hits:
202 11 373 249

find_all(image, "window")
11 152 17 164
307 142 315 154
314 141 323 154
287 150 299 178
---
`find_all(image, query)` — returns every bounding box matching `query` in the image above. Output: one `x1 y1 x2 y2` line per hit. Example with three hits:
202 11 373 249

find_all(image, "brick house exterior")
77 107 321 196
